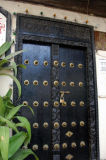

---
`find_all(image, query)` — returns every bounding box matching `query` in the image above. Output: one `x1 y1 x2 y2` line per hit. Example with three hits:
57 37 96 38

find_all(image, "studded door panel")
22 43 52 160
59 47 89 160
21 42 89 160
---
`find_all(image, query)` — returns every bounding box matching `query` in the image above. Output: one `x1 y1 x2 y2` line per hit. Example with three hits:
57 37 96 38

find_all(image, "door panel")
20 42 90 160
22 43 52 160
59 47 89 160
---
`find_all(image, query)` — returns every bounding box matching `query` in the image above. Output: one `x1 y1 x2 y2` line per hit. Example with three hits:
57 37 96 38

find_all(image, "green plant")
0 41 25 97
0 41 38 160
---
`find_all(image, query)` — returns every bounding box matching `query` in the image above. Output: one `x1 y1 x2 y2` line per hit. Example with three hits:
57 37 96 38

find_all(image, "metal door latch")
60 91 70 104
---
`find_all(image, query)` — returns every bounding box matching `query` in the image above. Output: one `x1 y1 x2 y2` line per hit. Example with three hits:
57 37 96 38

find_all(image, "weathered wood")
9 0 106 18
94 31 106 51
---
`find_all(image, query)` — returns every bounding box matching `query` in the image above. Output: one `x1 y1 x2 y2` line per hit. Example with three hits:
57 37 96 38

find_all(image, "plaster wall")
0 0 106 159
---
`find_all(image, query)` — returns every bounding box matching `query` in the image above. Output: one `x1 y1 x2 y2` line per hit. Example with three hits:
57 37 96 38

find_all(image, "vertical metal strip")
51 44 60 160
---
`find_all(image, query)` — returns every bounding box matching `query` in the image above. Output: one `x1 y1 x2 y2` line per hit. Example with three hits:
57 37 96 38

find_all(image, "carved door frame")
14 14 99 160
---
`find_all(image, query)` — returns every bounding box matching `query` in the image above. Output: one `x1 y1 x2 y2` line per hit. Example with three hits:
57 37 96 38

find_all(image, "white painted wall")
0 0 106 159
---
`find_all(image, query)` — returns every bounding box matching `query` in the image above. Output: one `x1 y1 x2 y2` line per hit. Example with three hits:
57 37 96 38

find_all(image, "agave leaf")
0 152 3 160
0 96 6 117
0 115 18 133
18 64 26 69
0 41 13 57
0 73 21 97
4 50 23 60
16 116 31 145
6 89 12 99
8 132 26 159
6 105 23 120
10 61 17 76
0 126 9 160
9 149 39 160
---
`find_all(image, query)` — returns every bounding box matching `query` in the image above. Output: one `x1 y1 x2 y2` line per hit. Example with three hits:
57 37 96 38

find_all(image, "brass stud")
44 61 48 66
79 82 83 87
78 64 83 68
62 101 67 107
54 122 59 129
65 131 73 137
53 60 59 67
23 101 28 106
24 80 29 86
62 143 67 149
79 101 85 107
43 144 49 150
43 101 49 107
65 154 74 160
62 122 67 128
43 80 48 86
34 60 39 66
43 122 49 128
71 142 77 148
53 144 60 150
61 81 66 86
53 101 59 107
33 101 39 107
32 144 38 151
70 101 76 107
70 82 75 87
80 121 85 127
71 121 77 127
33 80 38 86
33 123 39 128
80 141 86 147
61 62 66 67
24 59 29 64
70 63 74 68
53 81 59 86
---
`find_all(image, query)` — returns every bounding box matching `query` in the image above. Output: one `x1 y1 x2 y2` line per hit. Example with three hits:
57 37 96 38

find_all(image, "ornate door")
14 15 99 160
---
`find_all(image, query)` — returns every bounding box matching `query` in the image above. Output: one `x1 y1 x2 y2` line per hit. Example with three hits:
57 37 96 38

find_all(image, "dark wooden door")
21 42 89 160
14 14 99 160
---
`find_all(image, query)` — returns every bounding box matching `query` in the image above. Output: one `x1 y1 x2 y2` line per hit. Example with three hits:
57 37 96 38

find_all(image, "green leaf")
10 61 17 76
0 115 18 133
0 126 9 160
18 64 26 69
6 105 23 120
0 96 5 117
0 152 3 160
0 73 21 97
4 50 23 60
0 41 13 57
8 132 26 159
6 89 12 99
0 59 9 67
16 116 31 145
9 149 39 160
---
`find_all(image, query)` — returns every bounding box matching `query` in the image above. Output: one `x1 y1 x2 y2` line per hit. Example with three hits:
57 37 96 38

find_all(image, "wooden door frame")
14 14 99 160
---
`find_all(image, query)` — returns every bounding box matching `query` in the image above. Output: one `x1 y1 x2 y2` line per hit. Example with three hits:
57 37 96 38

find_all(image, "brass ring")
24 80 29 86
23 101 28 106
24 59 29 64
34 60 39 66
78 64 83 68
33 80 38 86
32 145 38 151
